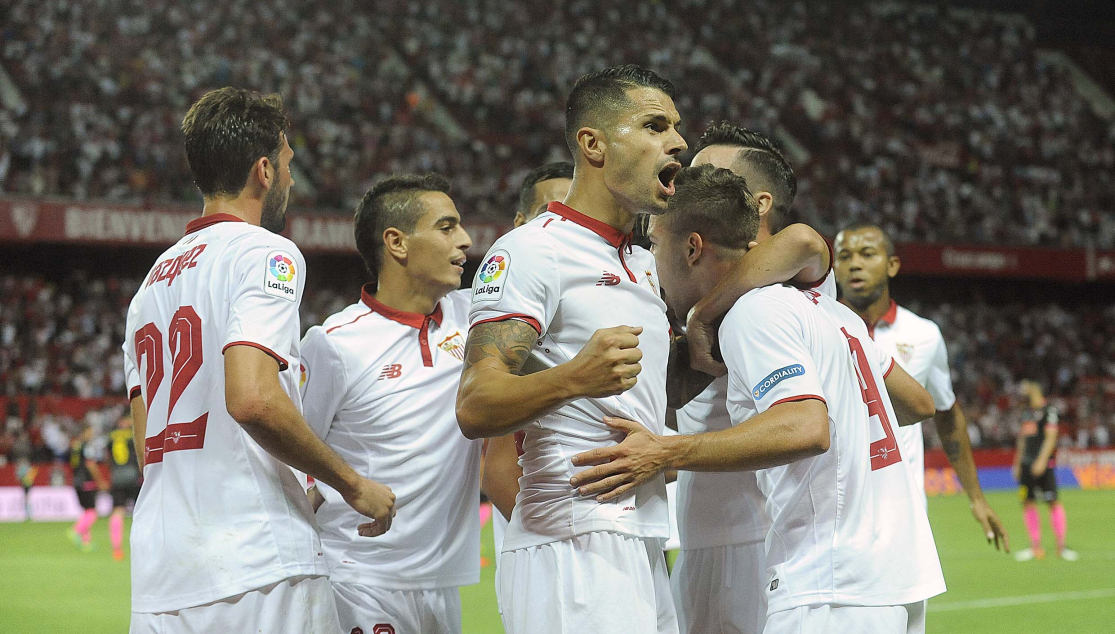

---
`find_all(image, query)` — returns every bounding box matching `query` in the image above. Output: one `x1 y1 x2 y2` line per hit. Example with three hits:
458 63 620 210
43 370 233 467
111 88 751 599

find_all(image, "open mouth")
658 162 682 197
451 255 467 275
847 276 867 290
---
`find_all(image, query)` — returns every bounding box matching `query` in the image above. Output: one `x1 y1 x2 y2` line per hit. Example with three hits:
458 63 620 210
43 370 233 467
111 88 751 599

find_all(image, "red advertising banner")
894 242 1089 280
0 197 511 257
0 197 1107 274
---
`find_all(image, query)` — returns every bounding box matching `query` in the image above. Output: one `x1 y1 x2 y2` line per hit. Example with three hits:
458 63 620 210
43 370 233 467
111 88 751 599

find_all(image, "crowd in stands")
3 0 1114 247
0 270 1112 468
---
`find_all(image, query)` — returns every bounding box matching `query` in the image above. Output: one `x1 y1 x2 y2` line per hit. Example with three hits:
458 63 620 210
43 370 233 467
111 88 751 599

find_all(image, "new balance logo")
770 578 779 592
596 272 621 286
378 364 402 380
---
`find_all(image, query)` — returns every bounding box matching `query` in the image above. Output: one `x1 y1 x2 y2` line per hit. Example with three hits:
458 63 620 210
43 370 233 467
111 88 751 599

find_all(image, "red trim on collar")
546 201 631 249
184 213 245 235
866 300 898 339
879 300 898 326
360 284 444 330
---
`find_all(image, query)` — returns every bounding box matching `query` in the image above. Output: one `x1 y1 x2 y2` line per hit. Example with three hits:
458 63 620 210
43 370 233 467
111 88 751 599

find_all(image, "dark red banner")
0 197 509 257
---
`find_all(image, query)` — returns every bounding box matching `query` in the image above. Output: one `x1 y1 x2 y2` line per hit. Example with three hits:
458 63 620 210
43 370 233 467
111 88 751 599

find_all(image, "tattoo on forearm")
463 320 538 374
942 439 961 462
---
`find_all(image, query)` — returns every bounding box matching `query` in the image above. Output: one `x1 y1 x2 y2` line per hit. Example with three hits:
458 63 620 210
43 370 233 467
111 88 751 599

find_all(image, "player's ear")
686 232 704 266
755 192 774 219
887 255 901 279
577 127 606 166
512 212 526 228
250 155 272 192
382 227 407 263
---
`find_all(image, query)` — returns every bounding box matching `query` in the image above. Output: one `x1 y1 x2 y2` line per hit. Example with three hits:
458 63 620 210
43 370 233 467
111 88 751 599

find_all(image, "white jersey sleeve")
223 240 306 370
924 327 956 411
299 326 347 439
719 290 827 414
469 227 560 334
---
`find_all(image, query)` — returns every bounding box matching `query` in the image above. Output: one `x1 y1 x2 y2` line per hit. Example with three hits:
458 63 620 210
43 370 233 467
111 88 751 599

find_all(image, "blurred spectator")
2 0 1112 246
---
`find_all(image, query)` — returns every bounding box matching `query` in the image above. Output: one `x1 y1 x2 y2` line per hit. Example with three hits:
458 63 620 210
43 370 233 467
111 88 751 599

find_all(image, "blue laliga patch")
753 364 806 399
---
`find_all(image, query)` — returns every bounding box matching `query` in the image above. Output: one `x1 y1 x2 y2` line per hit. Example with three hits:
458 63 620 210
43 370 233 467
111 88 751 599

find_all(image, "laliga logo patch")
473 250 509 302
264 250 298 301
752 364 806 399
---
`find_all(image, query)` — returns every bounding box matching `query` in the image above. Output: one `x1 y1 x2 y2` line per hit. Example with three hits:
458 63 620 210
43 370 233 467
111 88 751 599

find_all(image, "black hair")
181 87 288 197
836 221 896 257
565 64 676 156
518 162 574 217
354 173 451 281
695 123 796 233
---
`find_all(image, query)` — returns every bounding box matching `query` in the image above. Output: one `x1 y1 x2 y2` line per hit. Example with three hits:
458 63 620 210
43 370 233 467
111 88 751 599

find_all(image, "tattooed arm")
455 321 645 439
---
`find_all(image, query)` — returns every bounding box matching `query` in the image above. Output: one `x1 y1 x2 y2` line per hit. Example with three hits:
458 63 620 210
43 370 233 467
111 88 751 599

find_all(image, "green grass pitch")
0 489 1111 633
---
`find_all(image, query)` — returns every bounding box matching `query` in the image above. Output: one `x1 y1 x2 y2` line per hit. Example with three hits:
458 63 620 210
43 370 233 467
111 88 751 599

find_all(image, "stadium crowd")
0 270 1112 468
2 0 1114 247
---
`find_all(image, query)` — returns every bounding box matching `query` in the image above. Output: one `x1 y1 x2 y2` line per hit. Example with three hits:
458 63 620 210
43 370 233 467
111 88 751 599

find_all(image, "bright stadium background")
1 0 1114 632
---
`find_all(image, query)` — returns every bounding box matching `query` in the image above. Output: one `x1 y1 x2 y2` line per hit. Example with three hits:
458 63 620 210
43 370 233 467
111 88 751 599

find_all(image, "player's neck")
371 274 445 317
200 195 261 226
846 288 893 328
562 178 637 235
755 222 773 243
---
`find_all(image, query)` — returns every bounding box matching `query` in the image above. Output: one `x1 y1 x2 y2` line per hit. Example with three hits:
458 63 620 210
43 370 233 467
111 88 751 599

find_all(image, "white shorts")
499 531 679 634
763 602 923 634
129 575 339 634
332 582 462 634
671 541 767 634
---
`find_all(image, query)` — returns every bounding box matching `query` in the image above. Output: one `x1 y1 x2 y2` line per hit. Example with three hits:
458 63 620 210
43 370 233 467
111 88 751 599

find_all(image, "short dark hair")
518 162 574 217
662 164 760 249
695 123 796 233
565 64 676 155
837 221 896 257
354 173 451 280
181 87 289 197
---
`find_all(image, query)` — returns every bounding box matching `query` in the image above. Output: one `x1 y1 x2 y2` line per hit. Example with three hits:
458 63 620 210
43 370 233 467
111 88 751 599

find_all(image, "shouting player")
833 222 1008 553
1012 380 1078 561
301 173 480 634
122 88 395 634
457 64 687 634
571 164 947 634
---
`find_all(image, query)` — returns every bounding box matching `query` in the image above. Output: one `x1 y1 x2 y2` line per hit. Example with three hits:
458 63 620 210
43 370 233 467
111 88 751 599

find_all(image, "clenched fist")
565 326 644 398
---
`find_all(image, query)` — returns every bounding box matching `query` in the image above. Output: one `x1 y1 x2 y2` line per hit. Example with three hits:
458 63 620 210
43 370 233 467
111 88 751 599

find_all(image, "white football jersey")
719 284 945 613
868 301 956 500
122 214 326 613
300 288 481 589
470 201 671 550
675 269 837 551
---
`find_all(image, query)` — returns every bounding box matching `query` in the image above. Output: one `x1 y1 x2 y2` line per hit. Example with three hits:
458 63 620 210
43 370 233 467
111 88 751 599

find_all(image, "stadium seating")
2 0 1113 246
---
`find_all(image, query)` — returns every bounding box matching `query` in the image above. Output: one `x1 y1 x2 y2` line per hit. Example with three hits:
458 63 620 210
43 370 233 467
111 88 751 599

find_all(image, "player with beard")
833 223 1008 546
833 221 1009 631
123 88 395 634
